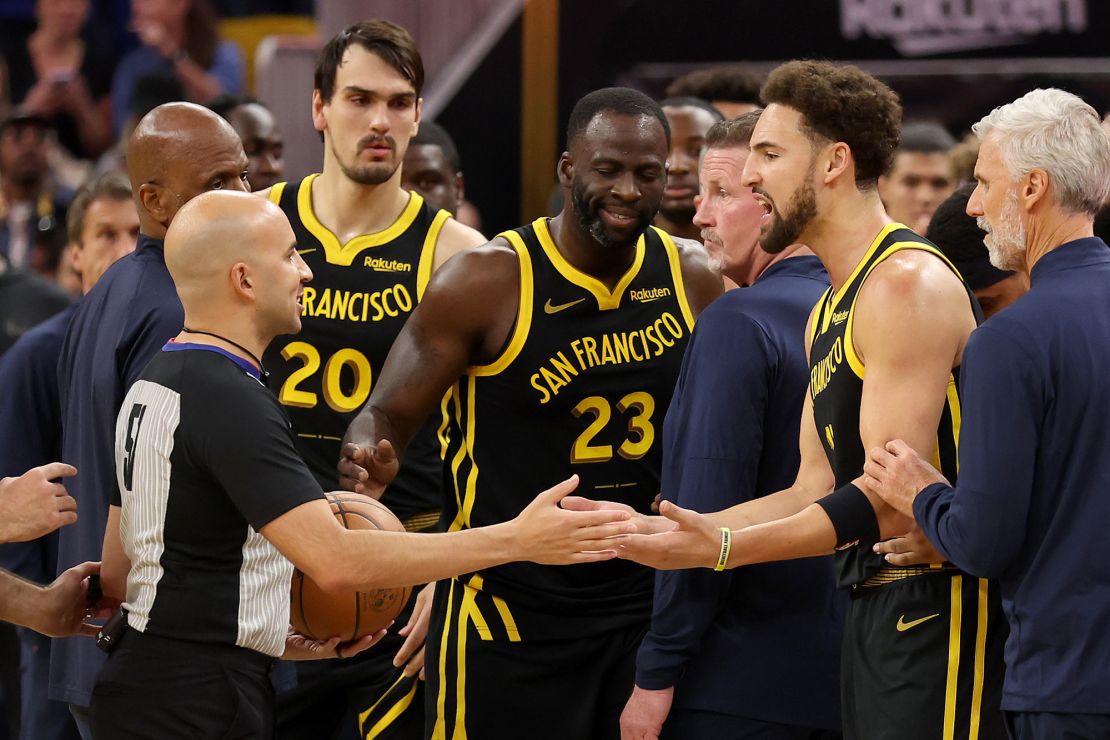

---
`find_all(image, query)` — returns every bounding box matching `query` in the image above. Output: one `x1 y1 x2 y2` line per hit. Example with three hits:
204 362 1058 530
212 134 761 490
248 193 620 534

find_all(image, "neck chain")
181 328 268 381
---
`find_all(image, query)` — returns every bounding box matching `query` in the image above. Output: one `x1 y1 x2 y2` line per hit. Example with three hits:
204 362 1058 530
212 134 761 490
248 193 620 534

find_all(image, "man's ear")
311 89 327 135
557 151 573 187
822 141 852 186
1021 169 1049 212
138 183 171 226
230 262 253 301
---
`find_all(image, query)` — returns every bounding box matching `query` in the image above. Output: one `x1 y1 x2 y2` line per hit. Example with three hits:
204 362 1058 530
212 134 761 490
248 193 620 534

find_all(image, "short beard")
333 136 398 186
570 177 649 250
978 191 1026 271
761 179 817 254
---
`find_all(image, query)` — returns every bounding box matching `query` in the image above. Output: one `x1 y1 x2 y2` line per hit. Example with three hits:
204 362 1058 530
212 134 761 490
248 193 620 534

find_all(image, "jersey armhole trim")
843 240 968 381
656 227 696 331
469 231 533 377
417 210 451 301
267 181 286 205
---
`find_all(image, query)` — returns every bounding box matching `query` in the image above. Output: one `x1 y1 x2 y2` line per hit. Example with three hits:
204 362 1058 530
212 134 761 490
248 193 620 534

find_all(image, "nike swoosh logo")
897 613 940 632
544 298 586 315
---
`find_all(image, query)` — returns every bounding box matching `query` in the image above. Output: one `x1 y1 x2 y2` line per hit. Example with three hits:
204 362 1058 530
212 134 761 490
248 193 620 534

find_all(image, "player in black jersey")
254 21 486 740
590 63 1008 740
339 88 721 739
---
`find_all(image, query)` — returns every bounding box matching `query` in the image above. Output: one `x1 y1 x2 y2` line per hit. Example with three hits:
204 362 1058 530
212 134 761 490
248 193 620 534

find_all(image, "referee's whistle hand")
862 439 947 518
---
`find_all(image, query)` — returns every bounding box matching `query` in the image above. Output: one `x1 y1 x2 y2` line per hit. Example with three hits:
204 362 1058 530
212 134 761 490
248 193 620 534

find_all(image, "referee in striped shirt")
91 191 634 738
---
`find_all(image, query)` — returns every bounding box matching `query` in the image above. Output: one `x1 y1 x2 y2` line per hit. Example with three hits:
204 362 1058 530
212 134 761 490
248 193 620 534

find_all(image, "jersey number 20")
279 341 372 413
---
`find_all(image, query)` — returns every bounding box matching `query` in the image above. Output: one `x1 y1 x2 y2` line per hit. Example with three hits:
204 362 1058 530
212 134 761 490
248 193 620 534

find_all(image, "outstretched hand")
617 500 721 570
862 439 948 517
338 439 400 498
512 476 636 564
560 496 674 535
393 583 434 680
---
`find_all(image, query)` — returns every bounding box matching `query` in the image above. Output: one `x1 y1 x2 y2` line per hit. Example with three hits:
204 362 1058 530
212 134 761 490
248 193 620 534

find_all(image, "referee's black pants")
90 629 275 739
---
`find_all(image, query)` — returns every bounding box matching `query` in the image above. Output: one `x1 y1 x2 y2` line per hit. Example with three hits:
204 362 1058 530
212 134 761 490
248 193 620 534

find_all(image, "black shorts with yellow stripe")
842 569 1007 740
424 576 647 740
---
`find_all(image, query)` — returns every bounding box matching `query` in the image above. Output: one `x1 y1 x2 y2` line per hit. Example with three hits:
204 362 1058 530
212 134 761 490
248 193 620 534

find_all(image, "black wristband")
814 482 880 549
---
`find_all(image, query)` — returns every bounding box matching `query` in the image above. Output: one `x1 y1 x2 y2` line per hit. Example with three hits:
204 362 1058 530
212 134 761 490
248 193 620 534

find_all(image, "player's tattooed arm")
340 240 521 495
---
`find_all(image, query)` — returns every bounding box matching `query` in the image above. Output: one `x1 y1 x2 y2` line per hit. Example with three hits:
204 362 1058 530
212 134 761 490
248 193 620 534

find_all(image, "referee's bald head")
166 191 310 336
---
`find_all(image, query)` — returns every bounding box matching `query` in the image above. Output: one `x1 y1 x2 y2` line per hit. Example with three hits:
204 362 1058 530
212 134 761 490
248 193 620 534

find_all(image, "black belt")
115 625 275 673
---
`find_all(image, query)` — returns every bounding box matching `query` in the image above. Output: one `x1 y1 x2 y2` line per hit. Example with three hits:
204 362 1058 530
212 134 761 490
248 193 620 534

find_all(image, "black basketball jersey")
441 218 694 627
808 223 979 586
265 175 449 528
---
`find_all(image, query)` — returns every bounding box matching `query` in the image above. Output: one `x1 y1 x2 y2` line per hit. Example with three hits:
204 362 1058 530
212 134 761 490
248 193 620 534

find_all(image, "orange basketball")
290 492 411 641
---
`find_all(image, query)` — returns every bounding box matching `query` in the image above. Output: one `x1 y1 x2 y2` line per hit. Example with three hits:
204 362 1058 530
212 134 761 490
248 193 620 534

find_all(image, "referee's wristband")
814 482 880 550
714 527 732 571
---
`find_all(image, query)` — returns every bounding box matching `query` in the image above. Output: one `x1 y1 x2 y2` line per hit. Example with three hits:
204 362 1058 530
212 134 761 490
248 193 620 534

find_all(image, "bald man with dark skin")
52 101 251 736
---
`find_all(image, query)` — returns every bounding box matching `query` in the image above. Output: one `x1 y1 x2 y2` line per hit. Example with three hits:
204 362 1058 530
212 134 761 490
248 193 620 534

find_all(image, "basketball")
290 492 411 641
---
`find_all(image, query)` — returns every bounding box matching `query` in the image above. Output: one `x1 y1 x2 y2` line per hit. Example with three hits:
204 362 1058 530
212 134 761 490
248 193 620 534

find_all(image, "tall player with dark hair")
588 62 1008 740
340 87 721 738
255 20 486 740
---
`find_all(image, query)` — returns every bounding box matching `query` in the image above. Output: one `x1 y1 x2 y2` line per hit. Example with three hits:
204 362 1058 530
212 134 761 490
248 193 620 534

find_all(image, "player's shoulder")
432 215 488 267
863 246 966 306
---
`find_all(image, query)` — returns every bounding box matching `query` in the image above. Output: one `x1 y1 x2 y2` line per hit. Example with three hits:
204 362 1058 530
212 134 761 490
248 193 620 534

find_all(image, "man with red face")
620 112 843 740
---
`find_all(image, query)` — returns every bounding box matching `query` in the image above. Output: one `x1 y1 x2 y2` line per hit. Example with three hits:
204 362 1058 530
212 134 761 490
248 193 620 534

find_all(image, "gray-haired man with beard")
866 88 1110 740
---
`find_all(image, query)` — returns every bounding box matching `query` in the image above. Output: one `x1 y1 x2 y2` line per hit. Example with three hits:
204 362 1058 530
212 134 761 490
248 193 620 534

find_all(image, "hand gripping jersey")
441 218 695 627
265 176 449 529
807 223 980 586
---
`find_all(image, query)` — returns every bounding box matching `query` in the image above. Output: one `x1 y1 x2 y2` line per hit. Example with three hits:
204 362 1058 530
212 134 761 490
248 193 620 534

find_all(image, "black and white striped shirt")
112 343 322 656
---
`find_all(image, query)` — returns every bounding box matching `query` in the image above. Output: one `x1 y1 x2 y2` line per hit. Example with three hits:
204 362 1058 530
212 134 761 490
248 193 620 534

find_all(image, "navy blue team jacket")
636 255 845 729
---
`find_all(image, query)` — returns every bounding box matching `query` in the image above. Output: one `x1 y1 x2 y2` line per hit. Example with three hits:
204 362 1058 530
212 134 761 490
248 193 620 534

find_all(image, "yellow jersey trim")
970 579 989 740
454 584 477 738
943 574 964 740
447 384 468 532
657 227 696 331
431 578 456 739
825 222 904 321
841 238 963 380
267 181 286 205
296 173 425 266
417 210 451 301
466 574 521 642
469 232 534 377
947 378 962 471
359 672 419 738
533 217 645 311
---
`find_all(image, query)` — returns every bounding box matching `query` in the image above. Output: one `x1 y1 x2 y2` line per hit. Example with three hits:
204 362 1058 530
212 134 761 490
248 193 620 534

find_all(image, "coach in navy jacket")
866 89 1110 740
51 103 248 733
625 114 845 738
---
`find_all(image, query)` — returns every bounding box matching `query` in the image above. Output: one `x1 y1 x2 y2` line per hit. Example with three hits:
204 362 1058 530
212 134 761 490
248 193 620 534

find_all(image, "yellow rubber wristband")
714 527 731 571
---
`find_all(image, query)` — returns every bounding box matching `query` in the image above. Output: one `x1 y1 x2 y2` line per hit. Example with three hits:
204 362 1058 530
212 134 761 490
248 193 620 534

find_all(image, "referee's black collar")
162 341 265 384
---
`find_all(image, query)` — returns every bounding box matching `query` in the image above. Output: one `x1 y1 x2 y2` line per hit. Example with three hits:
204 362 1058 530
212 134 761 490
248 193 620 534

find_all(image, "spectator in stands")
1 0 115 159
208 93 284 191
949 132 980 186
878 121 957 233
657 97 722 240
110 0 243 136
0 171 137 740
929 183 1027 319
665 64 763 119
0 110 72 270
